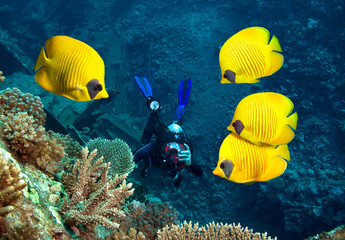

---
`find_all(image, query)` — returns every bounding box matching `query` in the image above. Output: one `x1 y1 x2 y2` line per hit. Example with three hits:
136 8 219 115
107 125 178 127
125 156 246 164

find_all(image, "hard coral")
0 152 27 217
60 147 134 236
86 138 135 176
0 71 5 82
0 87 79 175
157 221 277 240
0 87 45 126
0 111 65 173
110 200 179 239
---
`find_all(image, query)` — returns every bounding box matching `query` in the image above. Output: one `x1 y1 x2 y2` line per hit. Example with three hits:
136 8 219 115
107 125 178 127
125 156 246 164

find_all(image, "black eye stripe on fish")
221 159 233 179
232 120 244 135
224 70 236 83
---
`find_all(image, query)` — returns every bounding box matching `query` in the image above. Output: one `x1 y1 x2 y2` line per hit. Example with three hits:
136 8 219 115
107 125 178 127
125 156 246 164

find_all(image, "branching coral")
0 152 27 217
59 147 134 236
157 221 277 240
86 138 135 176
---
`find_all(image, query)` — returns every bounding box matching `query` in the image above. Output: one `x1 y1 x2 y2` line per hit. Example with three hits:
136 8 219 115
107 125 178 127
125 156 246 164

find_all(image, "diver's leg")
133 142 154 177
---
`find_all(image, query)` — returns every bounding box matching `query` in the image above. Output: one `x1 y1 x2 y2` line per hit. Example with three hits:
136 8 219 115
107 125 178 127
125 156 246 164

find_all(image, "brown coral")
0 71 5 82
60 147 134 236
86 138 135 176
0 88 80 175
157 221 277 240
0 87 45 126
110 200 179 239
0 152 27 217
0 111 65 173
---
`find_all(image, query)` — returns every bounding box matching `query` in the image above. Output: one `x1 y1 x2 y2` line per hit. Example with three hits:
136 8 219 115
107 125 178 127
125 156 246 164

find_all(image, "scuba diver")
133 76 203 187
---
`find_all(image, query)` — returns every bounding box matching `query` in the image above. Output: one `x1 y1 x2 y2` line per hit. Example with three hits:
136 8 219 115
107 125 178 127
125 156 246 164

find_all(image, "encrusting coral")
86 137 135 176
59 147 134 237
157 221 277 240
0 152 27 217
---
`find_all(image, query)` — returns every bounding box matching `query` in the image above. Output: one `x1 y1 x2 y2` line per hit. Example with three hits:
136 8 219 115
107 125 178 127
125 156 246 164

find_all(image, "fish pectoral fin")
75 84 83 91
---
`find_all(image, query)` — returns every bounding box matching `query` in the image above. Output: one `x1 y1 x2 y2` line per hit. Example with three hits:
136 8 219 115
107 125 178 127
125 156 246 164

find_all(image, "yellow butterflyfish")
213 133 290 184
227 92 298 145
34 35 109 101
219 26 284 84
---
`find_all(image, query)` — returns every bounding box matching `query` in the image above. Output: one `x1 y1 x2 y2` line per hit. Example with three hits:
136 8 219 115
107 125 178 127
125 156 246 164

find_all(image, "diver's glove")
178 144 191 166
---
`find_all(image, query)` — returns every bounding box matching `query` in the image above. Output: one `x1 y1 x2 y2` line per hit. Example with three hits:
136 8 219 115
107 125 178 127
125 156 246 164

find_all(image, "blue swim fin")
135 76 153 98
174 79 192 120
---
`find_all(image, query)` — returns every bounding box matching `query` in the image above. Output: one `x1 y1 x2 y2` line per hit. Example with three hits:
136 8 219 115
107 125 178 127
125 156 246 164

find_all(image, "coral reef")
158 221 277 240
0 151 27 217
157 221 277 240
112 200 179 239
86 137 135 176
0 87 45 125
59 147 134 237
0 71 5 82
0 145 72 239
0 88 80 174
106 228 146 240
306 224 345 240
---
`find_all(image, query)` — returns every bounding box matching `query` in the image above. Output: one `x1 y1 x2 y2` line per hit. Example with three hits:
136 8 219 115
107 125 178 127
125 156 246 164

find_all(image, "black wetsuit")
134 112 203 186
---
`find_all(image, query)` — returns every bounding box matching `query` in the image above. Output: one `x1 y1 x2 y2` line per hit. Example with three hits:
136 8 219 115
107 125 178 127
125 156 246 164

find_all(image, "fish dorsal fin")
44 36 81 59
230 26 270 47
260 92 294 118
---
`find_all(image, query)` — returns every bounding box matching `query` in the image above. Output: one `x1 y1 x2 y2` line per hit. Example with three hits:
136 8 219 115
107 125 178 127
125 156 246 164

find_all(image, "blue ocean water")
0 0 344 239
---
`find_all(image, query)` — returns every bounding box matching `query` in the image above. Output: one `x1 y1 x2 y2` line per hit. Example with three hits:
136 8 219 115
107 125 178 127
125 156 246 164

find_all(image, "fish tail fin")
266 35 284 76
287 112 298 131
34 46 48 72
